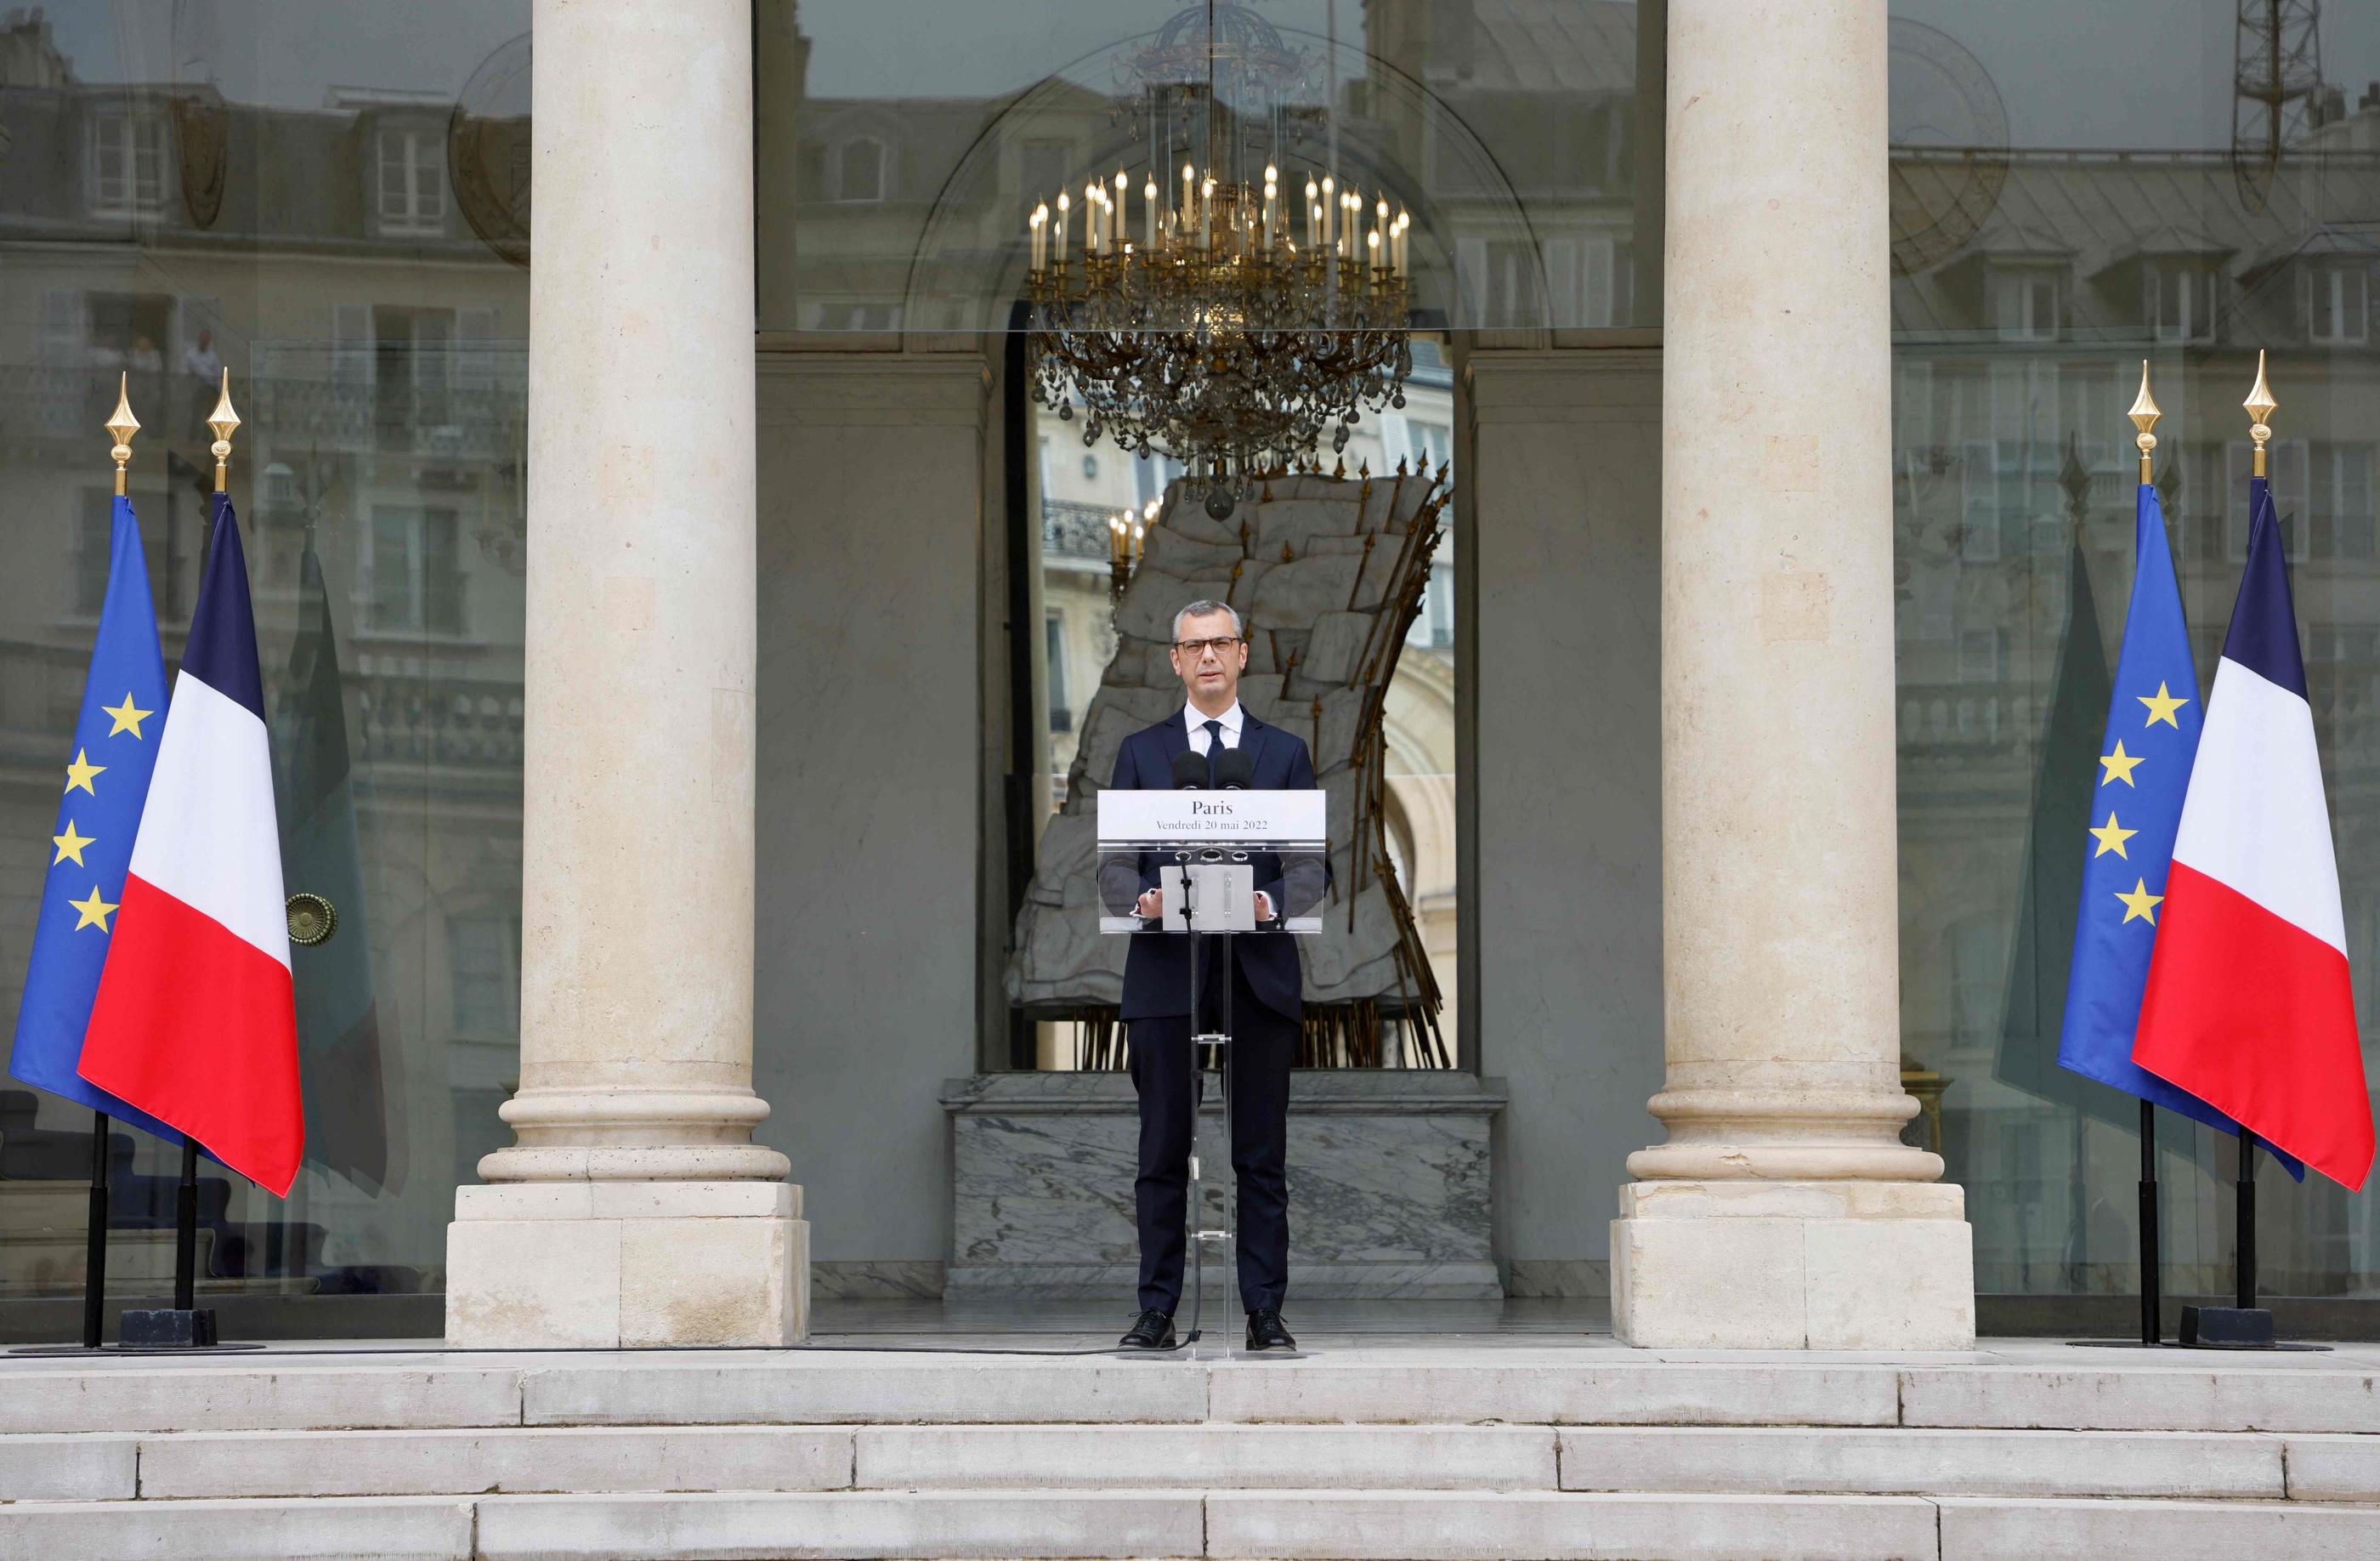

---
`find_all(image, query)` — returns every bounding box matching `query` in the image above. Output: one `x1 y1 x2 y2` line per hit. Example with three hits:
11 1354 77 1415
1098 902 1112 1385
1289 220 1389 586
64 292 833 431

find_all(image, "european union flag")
2055 481 2301 1178
6 495 184 1146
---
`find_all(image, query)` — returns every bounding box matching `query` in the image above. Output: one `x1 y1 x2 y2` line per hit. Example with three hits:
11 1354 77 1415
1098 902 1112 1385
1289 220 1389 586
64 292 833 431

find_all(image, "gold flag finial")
2127 360 2161 483
207 368 241 494
2243 349 2276 479
105 372 139 497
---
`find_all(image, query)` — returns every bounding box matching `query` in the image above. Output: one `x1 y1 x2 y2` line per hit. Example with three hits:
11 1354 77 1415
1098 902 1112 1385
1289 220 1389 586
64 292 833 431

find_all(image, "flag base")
119 1306 218 1348
2178 1303 2275 1348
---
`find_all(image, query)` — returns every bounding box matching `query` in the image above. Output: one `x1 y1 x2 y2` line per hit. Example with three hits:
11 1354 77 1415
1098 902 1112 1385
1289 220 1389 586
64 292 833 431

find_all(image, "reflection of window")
1046 613 1070 733
1544 236 1630 327
1135 452 1183 507
83 291 173 369
807 301 900 331
448 914 518 1036
368 505 466 634
1405 562 1454 650
2146 263 2215 344
1407 420 1452 472
1957 627 2004 684
75 490 113 614
1958 441 2001 559
2307 264 2370 346
1460 239 1541 326
835 137 887 202
1081 453 1099 480
88 111 167 217
1020 139 1069 207
2309 443 2375 561
1990 269 2062 341
361 305 459 436
377 127 447 235
1947 917 2004 1049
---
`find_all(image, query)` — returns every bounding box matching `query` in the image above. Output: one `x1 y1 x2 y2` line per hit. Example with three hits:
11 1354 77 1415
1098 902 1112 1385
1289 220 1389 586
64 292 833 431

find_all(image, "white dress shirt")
1180 701 1268 920
1185 700 1245 752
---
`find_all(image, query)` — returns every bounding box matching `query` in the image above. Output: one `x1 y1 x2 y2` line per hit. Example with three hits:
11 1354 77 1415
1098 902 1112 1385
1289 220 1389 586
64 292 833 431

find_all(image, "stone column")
445 0 807 1347
1611 0 1975 1348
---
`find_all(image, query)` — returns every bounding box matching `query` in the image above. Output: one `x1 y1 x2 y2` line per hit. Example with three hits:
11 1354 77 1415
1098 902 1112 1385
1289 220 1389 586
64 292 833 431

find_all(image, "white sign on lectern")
1095 789 1328 934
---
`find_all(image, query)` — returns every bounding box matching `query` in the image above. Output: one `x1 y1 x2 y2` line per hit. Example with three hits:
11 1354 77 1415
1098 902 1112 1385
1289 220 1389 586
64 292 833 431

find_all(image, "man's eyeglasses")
1171 636 1243 656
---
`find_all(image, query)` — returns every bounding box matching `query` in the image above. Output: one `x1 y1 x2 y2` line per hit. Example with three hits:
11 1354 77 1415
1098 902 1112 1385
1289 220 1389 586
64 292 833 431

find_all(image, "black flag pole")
173 1140 199 1312
2137 1101 2160 1345
82 1113 110 1349
2235 1125 2257 1311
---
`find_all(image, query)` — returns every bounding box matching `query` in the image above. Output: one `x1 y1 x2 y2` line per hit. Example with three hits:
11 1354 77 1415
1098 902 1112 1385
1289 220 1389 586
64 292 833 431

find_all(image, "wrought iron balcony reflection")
0 363 525 465
1041 498 1125 565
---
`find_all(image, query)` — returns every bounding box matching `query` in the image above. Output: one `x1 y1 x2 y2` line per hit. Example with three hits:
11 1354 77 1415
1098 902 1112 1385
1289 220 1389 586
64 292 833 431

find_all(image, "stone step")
1556 1425 2298 1500
1209 1357 2380 1433
0 1490 1202 1561
8 1421 2375 1505
7 1350 2379 1438
15 1487 2377 1560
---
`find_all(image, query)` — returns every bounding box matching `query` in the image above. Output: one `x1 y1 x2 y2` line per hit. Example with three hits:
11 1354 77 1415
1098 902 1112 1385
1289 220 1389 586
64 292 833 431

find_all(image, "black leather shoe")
1119 1308 1177 1349
1244 1308 1296 1352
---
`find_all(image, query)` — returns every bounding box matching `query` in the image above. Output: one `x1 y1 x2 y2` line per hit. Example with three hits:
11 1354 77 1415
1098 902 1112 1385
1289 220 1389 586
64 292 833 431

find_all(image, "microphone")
1214 748 1255 789
1170 750 1209 790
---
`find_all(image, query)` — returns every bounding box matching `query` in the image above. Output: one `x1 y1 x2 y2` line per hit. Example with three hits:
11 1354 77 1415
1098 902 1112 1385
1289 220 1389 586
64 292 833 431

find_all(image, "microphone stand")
1177 846 1208 1346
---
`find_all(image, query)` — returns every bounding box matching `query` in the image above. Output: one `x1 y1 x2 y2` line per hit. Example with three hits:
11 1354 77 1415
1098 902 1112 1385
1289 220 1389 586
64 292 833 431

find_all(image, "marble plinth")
445 1183 808 1348
942 1071 1504 1298
1611 1181 1976 1350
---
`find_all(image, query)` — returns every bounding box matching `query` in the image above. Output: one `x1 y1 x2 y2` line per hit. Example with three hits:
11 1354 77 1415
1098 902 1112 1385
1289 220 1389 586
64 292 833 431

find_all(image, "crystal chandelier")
1026 1 1414 519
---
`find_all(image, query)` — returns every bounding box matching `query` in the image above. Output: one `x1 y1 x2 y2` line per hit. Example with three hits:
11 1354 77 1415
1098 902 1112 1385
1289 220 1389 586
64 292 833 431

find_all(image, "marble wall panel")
943 1072 1507 1297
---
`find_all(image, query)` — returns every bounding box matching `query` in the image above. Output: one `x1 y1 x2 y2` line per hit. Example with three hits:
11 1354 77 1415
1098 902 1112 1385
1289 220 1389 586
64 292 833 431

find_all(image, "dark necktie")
1204 719 1224 787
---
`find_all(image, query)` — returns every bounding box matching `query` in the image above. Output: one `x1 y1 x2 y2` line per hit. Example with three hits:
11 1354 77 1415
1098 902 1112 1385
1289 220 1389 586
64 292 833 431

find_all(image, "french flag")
2134 474 2372 1191
79 495 303 1196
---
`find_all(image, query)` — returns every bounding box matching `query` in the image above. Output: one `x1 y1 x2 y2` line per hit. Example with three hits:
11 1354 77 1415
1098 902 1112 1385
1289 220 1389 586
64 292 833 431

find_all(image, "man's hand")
1136 888 1273 920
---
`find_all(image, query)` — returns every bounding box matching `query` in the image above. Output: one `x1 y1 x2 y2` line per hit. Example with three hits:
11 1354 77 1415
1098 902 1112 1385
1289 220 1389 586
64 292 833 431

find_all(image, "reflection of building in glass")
1889 111 2380 1297
0 11 526 1308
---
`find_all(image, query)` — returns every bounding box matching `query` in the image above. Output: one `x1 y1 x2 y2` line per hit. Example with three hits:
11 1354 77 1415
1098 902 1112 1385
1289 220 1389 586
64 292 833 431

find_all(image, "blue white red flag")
78 494 303 1195
7 495 185 1145
2134 476 2372 1190
2054 481 2295 1171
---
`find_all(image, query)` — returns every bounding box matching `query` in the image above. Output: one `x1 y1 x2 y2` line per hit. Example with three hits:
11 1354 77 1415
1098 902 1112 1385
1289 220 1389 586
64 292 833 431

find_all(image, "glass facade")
1890 2 2380 1303
756 0 1660 337
0 4 528 1329
3 0 2377 1336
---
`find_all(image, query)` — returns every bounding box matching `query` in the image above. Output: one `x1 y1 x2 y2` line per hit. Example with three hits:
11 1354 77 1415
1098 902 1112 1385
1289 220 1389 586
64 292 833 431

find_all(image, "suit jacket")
1100 707 1324 1022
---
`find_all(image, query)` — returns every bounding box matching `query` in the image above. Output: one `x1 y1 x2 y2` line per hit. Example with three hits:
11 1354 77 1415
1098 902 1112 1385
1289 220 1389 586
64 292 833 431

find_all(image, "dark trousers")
1126 945 1295 1316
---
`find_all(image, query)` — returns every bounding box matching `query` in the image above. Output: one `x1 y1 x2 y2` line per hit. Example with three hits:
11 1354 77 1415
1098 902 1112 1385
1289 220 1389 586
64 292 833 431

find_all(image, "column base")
445 1182 808 1347
1610 1180 1975 1350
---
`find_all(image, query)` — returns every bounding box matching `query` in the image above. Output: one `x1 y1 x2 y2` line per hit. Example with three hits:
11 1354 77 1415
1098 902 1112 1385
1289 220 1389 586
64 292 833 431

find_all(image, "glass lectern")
1096 787 1326 1342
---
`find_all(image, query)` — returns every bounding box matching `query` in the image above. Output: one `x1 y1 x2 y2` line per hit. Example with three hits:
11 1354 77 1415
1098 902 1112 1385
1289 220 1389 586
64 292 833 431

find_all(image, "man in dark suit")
1101 599 1320 1354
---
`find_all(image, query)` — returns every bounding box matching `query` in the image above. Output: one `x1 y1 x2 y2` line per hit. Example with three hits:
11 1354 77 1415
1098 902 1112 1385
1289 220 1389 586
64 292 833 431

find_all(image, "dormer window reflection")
377 125 448 236
2147 262 2217 345
1990 268 2062 342
835 137 888 203
88 110 167 219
